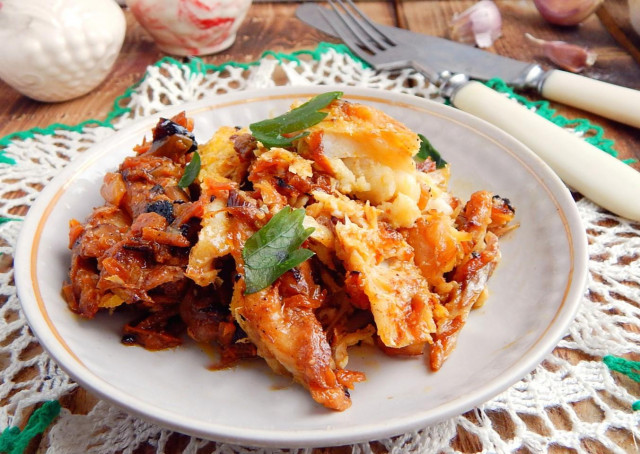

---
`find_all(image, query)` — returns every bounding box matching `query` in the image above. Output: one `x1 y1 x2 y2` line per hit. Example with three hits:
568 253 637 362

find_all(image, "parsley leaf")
416 134 447 169
249 91 343 148
242 207 315 294
178 151 201 188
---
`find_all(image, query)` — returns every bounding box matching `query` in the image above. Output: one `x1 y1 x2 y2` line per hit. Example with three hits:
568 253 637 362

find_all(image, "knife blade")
296 3 640 129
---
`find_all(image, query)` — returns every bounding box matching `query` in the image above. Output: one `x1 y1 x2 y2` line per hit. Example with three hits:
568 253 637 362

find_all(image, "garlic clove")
449 0 502 48
533 0 604 26
525 33 597 73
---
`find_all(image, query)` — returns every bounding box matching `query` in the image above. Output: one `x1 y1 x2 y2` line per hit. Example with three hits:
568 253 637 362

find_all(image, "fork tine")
343 0 397 47
327 0 377 53
323 0 376 54
333 0 390 51
319 5 375 61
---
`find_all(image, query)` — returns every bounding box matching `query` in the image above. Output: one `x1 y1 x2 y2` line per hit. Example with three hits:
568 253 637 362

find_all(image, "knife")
296 3 640 129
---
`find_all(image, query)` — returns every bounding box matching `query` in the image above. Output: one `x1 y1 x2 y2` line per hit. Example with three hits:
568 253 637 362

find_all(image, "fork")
314 0 640 221
320 0 444 83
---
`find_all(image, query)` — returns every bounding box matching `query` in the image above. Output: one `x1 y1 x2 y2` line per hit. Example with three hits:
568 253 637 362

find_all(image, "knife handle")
450 81 640 221
540 70 640 129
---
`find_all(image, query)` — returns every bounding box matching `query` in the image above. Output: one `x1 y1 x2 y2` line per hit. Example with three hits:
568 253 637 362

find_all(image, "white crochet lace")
1 45 639 454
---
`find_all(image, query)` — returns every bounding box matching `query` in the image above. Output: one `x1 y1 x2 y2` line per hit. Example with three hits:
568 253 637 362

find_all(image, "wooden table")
2 1 639 452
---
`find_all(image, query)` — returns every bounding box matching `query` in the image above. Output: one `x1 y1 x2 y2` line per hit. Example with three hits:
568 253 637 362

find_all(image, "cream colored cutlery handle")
540 70 640 129
451 81 640 221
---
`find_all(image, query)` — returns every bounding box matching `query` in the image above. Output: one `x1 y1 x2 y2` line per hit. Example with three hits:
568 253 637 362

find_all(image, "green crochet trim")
0 217 21 225
0 42 625 167
0 154 16 166
603 355 640 410
0 401 61 454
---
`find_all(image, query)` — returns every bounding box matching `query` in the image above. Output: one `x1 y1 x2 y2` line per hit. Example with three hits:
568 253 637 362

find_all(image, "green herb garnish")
249 91 343 148
178 151 201 188
416 134 447 169
242 207 315 294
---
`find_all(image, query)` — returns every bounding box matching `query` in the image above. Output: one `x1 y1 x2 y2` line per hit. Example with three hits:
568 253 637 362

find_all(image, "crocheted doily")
1 44 639 454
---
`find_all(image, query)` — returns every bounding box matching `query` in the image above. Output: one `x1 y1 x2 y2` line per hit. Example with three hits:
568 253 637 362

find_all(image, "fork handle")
450 81 640 221
539 70 640 129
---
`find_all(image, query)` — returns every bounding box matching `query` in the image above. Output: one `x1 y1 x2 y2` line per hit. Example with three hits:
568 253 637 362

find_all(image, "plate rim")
14 85 588 447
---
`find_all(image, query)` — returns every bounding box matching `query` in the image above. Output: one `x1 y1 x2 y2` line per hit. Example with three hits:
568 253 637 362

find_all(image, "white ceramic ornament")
126 0 252 56
0 0 126 103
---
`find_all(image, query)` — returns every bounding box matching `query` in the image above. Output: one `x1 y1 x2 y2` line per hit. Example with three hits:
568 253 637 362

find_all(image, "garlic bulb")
449 0 502 48
533 0 604 26
525 33 597 73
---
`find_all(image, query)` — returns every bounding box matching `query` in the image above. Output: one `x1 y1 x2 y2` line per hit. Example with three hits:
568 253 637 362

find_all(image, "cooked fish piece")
307 189 437 348
305 99 419 170
187 127 256 286
186 197 233 286
429 191 504 370
404 210 472 294
199 126 250 184
300 100 423 228
429 232 500 371
335 213 437 348
231 261 355 411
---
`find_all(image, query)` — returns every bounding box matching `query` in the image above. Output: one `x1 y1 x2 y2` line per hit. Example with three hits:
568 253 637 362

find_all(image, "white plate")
15 86 588 448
